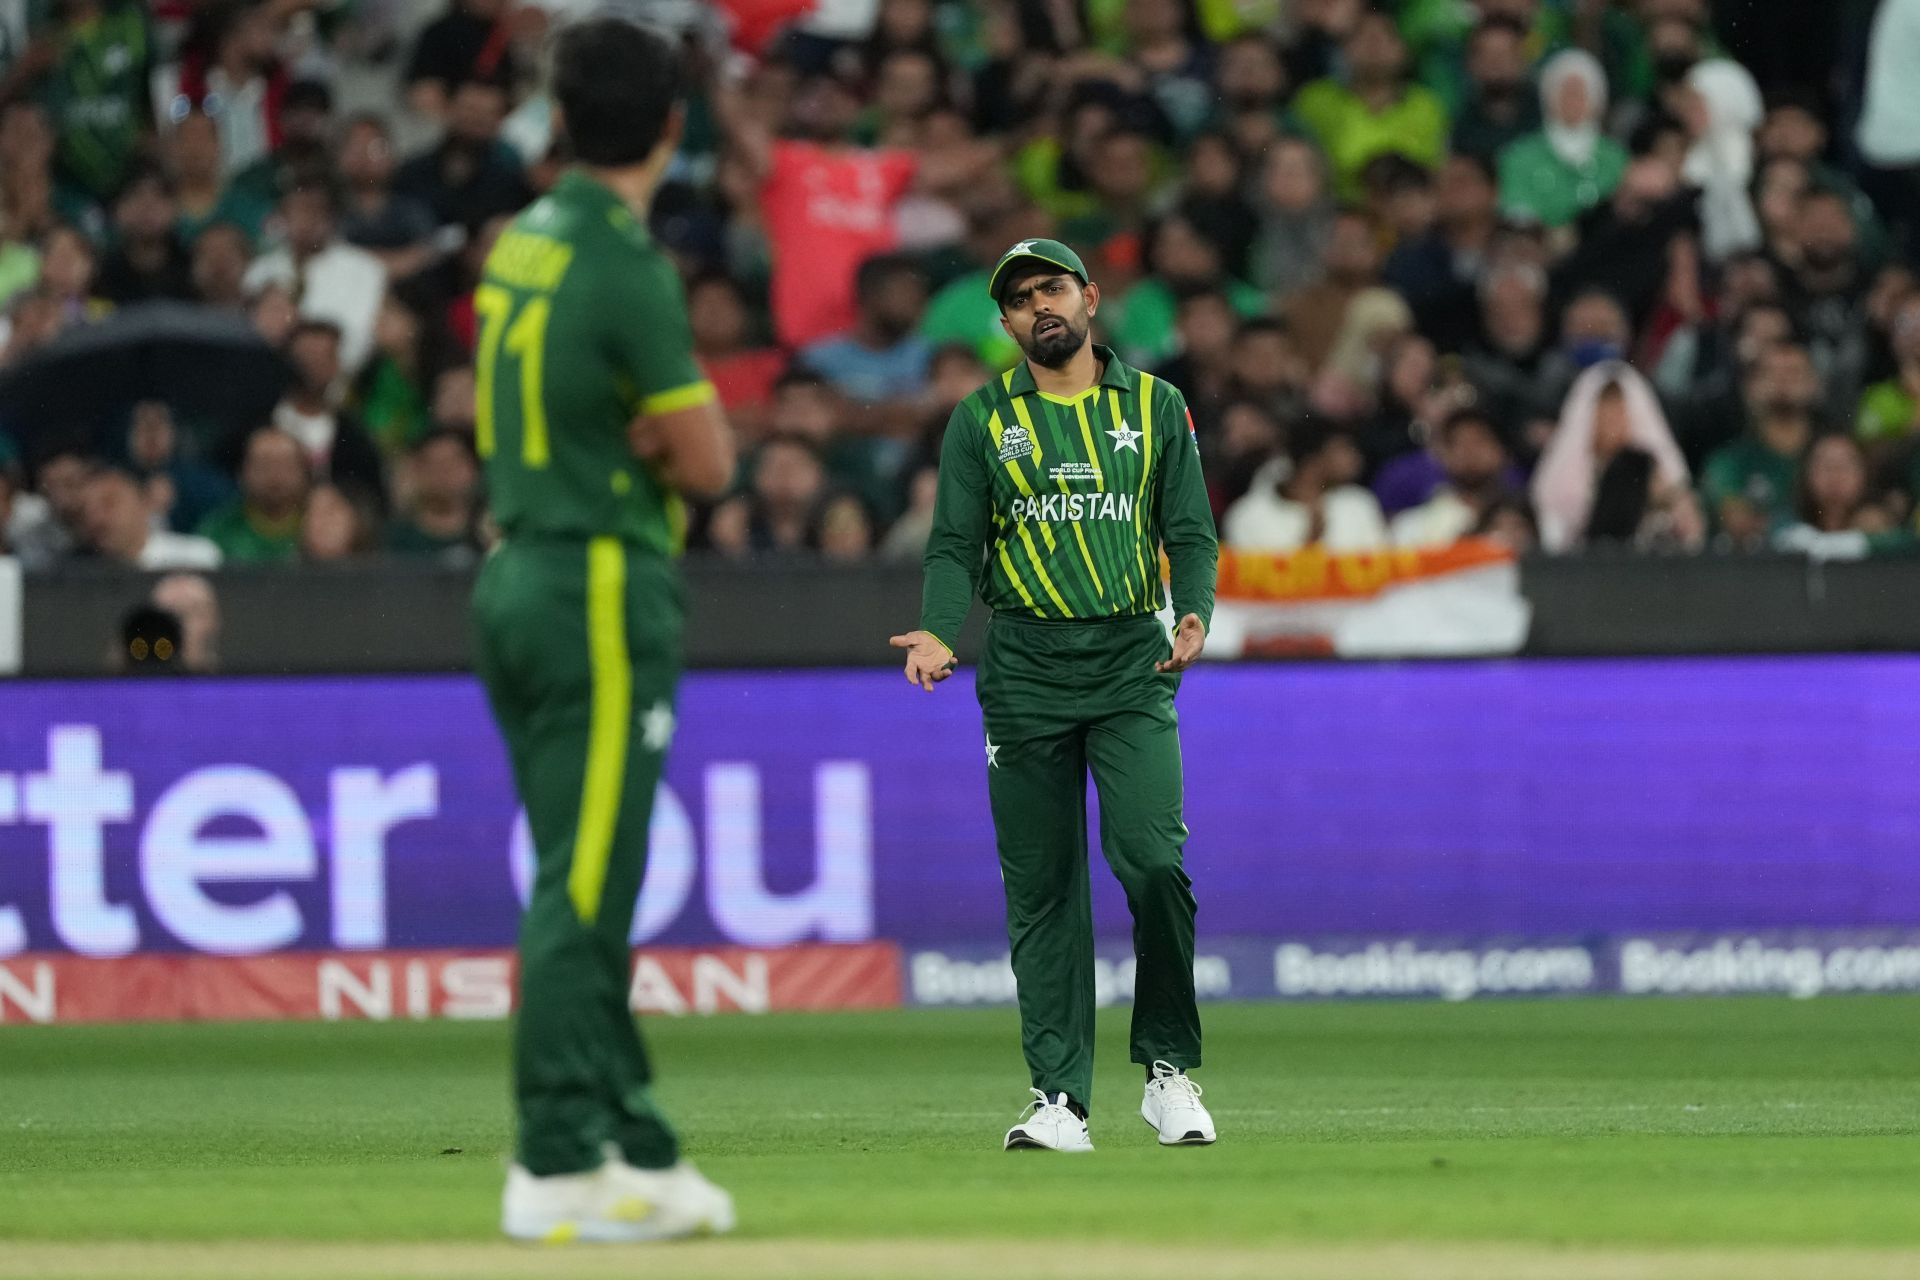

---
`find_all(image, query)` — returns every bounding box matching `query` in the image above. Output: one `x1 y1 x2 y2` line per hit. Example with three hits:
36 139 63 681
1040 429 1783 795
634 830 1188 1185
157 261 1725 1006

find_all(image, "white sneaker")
1003 1088 1094 1152
1141 1061 1216 1145
501 1158 736 1243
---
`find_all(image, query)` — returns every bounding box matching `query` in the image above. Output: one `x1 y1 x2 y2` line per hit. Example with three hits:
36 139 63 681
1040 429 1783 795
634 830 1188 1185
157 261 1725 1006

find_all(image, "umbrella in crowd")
0 302 294 455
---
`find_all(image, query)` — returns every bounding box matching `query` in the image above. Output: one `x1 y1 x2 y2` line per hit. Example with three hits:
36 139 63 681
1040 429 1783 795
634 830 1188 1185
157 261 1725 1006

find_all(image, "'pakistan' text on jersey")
919 347 1218 647
476 170 715 555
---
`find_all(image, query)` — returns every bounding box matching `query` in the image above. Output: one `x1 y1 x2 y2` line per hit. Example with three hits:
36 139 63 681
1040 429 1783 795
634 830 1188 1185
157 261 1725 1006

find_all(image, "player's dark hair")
994 262 1084 312
552 17 683 167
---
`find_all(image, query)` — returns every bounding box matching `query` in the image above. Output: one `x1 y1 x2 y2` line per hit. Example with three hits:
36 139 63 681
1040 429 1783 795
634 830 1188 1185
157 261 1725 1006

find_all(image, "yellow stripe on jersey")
996 543 1041 612
472 285 513 457
1105 387 1128 610
1008 393 1046 466
1136 374 1160 609
569 537 632 925
1015 521 1072 616
1065 398 1106 599
640 379 719 417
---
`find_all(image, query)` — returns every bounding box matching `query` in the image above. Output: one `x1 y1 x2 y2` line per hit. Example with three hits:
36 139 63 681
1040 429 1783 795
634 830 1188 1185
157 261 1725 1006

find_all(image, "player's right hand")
889 631 955 692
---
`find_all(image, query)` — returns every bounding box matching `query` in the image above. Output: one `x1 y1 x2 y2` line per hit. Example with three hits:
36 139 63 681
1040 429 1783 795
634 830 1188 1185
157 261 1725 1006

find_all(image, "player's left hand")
1156 614 1206 673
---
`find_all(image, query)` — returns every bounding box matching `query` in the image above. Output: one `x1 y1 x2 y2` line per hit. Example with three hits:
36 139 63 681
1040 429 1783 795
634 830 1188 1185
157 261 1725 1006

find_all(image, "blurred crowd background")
2 0 1919 583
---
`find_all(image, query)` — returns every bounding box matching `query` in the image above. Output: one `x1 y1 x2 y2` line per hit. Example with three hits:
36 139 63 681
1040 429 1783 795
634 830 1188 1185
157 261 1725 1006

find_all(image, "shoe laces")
1017 1087 1075 1124
1150 1061 1203 1105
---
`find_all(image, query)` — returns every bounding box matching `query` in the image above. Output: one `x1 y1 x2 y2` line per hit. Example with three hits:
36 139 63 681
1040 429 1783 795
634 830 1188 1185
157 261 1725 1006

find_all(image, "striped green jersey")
918 345 1218 648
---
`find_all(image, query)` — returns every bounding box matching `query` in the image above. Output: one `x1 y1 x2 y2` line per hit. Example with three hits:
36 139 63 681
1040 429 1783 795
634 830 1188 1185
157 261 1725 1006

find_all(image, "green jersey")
39 2 149 199
196 502 299 565
919 346 1217 649
476 171 715 556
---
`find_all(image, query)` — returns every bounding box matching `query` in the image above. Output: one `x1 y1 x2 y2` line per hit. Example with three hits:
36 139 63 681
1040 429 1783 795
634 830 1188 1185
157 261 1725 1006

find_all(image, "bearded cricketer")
889 239 1220 1152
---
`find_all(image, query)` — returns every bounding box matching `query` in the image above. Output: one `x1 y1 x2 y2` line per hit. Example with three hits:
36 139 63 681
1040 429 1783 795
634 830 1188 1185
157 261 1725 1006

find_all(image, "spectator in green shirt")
196 427 308 564
166 107 270 247
1700 341 1822 549
14 0 152 201
1498 48 1626 229
1855 294 1920 445
0 219 35 309
1290 11 1449 202
1108 211 1264 369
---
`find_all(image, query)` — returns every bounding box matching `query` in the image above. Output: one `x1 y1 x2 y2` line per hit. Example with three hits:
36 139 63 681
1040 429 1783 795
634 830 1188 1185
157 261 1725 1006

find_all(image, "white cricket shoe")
1003 1088 1094 1152
501 1158 736 1243
1141 1060 1216 1145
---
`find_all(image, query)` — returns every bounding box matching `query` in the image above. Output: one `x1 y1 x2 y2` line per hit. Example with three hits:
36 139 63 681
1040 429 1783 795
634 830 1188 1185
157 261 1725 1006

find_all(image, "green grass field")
2 998 1919 1280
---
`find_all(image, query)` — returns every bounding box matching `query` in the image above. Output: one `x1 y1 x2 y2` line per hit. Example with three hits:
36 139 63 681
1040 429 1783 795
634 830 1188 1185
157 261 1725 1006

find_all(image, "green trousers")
976 612 1202 1111
472 535 683 1177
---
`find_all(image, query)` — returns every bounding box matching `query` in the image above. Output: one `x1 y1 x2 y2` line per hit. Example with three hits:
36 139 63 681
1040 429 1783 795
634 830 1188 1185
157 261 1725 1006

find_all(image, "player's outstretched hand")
1156 614 1207 673
890 630 955 692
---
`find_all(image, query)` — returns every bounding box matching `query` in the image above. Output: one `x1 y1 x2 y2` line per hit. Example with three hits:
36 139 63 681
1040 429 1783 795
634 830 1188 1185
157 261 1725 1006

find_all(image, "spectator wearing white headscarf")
1682 59 1764 262
1858 0 1920 168
1497 50 1628 229
1532 362 1699 553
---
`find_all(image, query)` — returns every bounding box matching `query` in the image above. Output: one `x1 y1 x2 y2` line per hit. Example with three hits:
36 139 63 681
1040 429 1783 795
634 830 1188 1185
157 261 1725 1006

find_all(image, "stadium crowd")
2 0 1920 574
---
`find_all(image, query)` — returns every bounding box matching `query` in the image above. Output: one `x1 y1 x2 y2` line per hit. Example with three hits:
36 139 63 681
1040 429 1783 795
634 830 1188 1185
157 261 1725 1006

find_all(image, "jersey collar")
1003 344 1137 401
553 169 644 232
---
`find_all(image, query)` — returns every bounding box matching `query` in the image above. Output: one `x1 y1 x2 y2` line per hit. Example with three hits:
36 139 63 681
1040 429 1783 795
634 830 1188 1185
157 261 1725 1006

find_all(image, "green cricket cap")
987 238 1087 304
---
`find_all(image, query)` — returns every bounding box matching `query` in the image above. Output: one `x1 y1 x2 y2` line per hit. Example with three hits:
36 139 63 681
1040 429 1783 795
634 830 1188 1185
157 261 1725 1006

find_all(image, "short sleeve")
605 251 715 416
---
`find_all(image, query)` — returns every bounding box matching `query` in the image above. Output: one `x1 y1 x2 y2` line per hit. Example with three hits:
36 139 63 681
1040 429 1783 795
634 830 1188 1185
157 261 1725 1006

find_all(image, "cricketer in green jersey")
891 239 1221 1152
471 16 737 1243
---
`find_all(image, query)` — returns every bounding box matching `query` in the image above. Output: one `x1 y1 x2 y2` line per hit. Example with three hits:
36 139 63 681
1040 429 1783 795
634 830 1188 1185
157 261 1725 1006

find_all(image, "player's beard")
1021 312 1089 369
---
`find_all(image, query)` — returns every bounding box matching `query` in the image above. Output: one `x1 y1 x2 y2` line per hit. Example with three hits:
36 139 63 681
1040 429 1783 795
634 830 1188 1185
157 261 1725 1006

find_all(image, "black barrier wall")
15 553 1920 676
